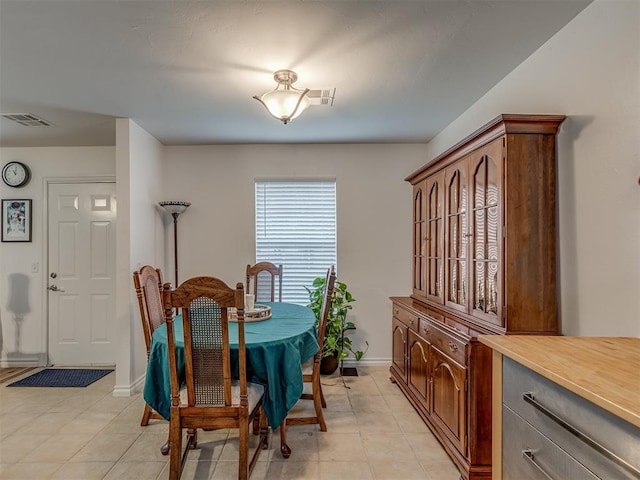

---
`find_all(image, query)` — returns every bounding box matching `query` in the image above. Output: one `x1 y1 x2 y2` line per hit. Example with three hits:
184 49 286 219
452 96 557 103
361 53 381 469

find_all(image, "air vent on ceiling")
307 88 336 107
2 113 54 127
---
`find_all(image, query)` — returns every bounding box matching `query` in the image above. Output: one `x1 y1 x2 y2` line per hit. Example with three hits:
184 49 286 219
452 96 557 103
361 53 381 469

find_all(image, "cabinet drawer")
503 405 599 480
425 309 444 323
393 304 419 329
419 320 466 365
503 357 640 480
444 317 469 336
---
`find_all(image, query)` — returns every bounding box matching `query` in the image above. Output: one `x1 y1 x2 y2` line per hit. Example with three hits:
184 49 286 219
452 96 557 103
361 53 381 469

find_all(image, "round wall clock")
2 161 31 188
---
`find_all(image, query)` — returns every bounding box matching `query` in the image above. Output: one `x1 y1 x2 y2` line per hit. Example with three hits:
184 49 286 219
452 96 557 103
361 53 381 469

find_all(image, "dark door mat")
8 368 114 387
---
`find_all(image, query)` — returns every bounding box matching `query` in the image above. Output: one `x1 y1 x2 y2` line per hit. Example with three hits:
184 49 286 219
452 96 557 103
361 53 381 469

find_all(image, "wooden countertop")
478 336 640 428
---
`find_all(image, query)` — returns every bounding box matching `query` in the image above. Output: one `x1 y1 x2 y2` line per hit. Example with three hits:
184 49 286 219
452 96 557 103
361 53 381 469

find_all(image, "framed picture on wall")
2 199 32 242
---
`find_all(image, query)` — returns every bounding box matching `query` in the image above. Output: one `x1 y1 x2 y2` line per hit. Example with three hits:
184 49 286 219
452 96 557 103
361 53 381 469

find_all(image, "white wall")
424 0 640 336
128 121 166 388
162 144 426 364
0 147 115 366
114 119 165 396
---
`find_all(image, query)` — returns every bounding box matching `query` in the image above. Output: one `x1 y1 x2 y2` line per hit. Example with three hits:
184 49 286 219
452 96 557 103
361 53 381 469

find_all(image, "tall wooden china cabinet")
390 114 565 480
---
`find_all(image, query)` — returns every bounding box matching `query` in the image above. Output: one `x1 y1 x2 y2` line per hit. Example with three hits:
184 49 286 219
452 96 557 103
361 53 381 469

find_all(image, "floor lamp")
158 201 191 287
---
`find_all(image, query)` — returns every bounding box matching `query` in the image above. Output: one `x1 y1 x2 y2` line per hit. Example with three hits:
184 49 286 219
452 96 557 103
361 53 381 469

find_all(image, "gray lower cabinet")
502 406 599 480
502 357 640 480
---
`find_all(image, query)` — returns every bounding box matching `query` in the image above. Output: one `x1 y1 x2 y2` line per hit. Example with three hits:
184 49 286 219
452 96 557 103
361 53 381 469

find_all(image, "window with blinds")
255 180 337 305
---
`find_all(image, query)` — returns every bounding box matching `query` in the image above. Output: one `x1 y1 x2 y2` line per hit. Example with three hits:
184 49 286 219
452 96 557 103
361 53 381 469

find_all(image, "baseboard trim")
340 357 391 368
0 353 46 368
112 372 146 397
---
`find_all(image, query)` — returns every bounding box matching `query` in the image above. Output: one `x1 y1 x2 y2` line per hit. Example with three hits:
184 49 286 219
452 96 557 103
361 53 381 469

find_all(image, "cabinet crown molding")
405 113 566 184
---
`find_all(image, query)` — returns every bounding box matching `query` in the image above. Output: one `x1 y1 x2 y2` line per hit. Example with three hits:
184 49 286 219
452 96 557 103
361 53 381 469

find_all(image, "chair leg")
313 375 327 432
141 402 152 426
187 428 198 449
279 420 291 458
168 417 182 480
239 423 250 480
259 407 269 449
319 383 327 408
142 403 166 427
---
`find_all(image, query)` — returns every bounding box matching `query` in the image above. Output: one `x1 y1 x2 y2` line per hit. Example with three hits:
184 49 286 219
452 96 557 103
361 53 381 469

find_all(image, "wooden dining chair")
163 276 269 480
279 265 336 458
246 262 283 303
133 265 167 427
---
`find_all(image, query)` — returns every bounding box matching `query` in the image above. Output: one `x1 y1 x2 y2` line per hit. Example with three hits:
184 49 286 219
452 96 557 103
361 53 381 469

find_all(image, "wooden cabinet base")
391 297 493 480
390 366 491 480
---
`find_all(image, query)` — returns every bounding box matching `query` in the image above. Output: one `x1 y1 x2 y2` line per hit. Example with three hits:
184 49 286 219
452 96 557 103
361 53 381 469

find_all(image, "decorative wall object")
2 199 32 242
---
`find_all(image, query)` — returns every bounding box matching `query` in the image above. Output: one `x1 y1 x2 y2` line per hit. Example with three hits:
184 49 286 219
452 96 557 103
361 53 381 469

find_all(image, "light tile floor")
0 367 460 480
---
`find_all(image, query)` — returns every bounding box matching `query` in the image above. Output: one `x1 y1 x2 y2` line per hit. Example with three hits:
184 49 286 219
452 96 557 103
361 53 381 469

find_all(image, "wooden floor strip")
0 367 37 384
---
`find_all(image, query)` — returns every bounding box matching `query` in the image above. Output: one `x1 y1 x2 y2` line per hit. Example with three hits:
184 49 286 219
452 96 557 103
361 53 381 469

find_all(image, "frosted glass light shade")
258 90 310 122
253 69 311 124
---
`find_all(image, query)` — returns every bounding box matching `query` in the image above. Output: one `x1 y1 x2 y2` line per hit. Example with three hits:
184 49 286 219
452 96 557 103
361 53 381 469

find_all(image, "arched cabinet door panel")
391 318 408 382
430 346 467 453
408 330 430 407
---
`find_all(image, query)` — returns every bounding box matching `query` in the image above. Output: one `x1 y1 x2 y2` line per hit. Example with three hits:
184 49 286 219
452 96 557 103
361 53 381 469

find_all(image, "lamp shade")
253 69 311 124
257 89 310 122
158 201 191 215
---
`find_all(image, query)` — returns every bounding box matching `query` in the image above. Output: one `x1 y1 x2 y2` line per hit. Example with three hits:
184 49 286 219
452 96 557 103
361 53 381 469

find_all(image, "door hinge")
465 378 468 392
502 225 507 238
503 306 507 321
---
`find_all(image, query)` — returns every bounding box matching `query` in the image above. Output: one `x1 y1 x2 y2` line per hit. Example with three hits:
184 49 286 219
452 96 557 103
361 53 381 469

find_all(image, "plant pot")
320 352 339 375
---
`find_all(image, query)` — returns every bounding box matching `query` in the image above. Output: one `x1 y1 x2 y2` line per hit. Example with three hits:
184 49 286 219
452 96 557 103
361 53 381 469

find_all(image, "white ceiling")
0 1 591 147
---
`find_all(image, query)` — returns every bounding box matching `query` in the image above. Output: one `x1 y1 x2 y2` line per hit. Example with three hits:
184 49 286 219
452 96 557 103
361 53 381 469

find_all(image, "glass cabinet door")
426 172 444 304
470 139 503 327
444 160 469 314
412 181 427 297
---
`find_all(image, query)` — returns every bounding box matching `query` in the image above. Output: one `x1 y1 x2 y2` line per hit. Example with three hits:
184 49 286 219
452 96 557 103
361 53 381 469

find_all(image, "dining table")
142 301 319 430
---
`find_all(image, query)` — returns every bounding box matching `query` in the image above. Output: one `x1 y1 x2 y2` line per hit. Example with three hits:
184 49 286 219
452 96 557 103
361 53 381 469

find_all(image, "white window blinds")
255 181 337 305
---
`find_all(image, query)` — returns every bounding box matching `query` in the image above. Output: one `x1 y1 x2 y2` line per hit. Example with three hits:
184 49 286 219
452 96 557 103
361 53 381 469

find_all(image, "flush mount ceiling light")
253 69 311 124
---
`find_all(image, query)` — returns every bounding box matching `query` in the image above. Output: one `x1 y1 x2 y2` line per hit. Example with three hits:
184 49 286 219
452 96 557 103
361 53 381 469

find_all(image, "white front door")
48 182 116 365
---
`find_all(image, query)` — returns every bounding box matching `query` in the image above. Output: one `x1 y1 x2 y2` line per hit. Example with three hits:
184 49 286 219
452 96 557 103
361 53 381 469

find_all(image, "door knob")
48 285 65 292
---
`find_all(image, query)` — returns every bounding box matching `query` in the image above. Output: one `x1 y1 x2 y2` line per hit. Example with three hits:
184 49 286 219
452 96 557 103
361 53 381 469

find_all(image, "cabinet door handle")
448 341 458 352
523 392 640 477
522 450 554 480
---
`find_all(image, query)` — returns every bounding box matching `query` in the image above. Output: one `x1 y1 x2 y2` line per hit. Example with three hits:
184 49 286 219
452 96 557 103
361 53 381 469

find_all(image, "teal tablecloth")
142 302 318 428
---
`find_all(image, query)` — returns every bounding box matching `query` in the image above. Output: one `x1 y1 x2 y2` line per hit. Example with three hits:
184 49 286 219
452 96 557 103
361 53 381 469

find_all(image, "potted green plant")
306 275 368 375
